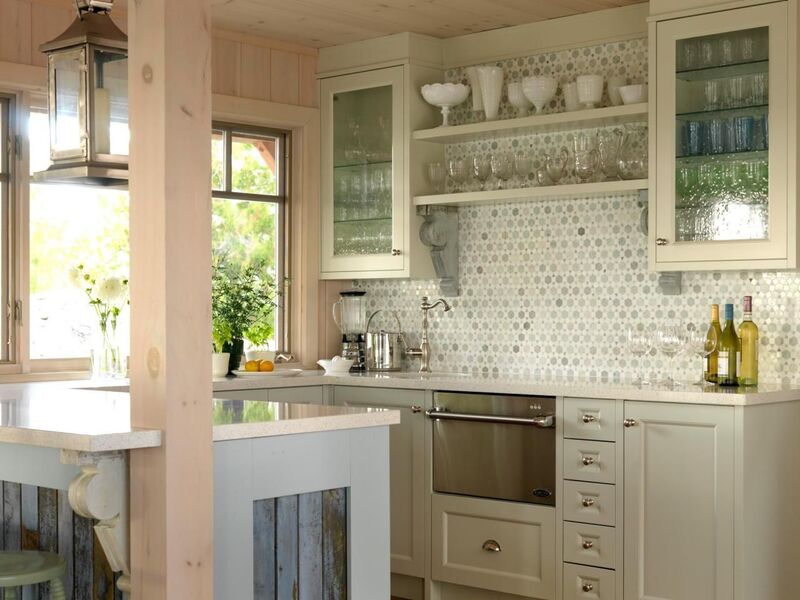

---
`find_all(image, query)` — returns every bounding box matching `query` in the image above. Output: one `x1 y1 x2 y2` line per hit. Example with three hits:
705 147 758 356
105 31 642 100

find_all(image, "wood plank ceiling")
206 0 649 48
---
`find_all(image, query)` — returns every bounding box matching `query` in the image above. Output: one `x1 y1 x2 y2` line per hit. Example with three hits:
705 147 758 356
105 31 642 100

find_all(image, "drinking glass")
734 116 755 152
685 121 703 156
706 119 725 154
447 157 470 192
751 72 768 105
736 31 755 62
573 133 598 183
597 130 622 180
490 153 514 189
656 324 685 387
472 155 492 191
704 79 721 111
427 161 446 194
686 326 718 386
513 151 534 186
679 39 699 70
698 38 716 68
544 147 570 184
626 325 653 386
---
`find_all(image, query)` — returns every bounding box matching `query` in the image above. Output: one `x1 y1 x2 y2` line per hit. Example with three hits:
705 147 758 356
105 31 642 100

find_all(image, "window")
24 112 289 364
212 122 288 352
0 95 14 363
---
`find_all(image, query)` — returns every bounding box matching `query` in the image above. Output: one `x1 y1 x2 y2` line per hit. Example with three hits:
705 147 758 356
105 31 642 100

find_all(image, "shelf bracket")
417 206 459 297
61 449 131 597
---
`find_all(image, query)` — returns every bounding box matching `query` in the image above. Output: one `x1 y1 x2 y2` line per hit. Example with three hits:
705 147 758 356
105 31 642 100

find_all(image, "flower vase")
223 338 245 375
92 327 122 379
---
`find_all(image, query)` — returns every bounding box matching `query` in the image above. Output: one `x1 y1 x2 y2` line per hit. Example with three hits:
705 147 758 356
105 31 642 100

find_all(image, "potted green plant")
212 257 277 375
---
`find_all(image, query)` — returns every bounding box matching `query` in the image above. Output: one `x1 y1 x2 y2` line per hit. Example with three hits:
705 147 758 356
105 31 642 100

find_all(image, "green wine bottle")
705 304 722 384
718 303 739 387
738 296 759 386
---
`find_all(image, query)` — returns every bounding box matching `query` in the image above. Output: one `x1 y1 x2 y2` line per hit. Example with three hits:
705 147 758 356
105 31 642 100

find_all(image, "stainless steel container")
365 310 406 371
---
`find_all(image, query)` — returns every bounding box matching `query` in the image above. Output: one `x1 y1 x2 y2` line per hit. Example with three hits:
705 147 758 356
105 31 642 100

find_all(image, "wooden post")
127 1 213 599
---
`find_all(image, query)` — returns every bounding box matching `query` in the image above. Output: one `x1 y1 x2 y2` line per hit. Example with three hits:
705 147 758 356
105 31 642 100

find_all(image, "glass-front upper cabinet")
653 2 792 270
320 66 405 277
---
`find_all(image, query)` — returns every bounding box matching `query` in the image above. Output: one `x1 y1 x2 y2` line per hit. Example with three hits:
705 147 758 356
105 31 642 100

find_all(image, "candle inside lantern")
93 86 111 155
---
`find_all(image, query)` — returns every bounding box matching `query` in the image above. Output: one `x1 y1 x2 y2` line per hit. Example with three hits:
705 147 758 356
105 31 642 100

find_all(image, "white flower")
68 266 83 288
96 277 126 303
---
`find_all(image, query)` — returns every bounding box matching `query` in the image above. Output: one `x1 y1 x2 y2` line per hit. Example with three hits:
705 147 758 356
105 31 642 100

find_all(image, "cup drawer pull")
582 582 594 592
582 455 595 466
482 539 502 553
582 414 597 423
582 497 596 507
582 539 594 549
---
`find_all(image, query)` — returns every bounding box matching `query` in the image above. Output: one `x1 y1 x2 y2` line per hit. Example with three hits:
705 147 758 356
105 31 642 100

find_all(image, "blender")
332 290 367 370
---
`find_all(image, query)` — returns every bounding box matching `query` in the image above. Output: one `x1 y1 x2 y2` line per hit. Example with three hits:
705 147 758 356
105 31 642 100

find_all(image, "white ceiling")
205 0 649 49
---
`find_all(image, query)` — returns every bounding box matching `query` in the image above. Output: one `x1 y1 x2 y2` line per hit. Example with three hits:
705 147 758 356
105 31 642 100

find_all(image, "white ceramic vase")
465 66 484 113
563 81 580 112
576 74 604 108
476 66 504 121
212 352 230 378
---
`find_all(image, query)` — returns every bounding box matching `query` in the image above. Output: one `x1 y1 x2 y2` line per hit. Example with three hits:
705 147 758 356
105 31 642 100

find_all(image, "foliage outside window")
27 112 288 362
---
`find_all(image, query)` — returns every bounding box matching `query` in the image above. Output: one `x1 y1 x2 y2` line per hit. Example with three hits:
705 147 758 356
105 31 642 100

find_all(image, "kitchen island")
0 386 399 599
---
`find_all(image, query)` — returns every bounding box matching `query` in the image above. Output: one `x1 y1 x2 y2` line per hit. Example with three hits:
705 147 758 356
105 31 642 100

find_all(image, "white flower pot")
212 352 230 378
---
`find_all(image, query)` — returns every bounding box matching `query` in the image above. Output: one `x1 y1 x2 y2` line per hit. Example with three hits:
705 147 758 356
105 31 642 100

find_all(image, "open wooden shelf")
412 103 649 144
414 179 649 207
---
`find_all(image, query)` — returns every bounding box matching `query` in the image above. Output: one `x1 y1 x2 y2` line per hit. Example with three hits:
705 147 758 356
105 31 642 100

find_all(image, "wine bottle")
738 296 759 386
717 303 739 386
705 304 722 383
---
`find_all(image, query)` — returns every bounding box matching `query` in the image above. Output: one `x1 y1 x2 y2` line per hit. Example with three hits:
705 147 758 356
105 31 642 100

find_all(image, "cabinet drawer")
431 494 556 599
563 481 616 527
564 398 617 441
563 439 616 484
563 563 616 600
563 522 616 569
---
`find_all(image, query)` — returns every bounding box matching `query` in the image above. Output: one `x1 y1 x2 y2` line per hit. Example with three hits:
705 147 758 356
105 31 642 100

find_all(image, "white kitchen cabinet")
623 401 735 600
332 386 427 579
649 1 797 270
318 35 441 280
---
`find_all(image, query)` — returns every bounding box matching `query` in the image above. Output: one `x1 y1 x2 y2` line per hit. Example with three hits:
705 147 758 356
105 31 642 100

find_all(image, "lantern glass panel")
93 48 128 157
51 49 84 154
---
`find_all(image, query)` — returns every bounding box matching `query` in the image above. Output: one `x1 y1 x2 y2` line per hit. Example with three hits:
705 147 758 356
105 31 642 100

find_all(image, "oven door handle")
426 409 555 428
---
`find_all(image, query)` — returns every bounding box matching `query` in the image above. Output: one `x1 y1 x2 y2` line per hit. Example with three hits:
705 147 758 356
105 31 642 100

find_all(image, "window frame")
0 94 17 368
212 121 291 354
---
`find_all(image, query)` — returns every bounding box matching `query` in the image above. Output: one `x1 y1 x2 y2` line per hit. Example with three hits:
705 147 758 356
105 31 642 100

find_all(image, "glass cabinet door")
655 3 788 267
321 66 405 275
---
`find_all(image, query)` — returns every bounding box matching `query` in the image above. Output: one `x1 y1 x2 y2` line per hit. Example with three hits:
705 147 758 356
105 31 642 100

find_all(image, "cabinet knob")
581 414 597 423
624 418 638 428
391 248 402 256
582 497 595 508
655 237 669 246
482 539 502 553
582 540 594 550
581 456 595 466
582 582 594 593
410 405 422 414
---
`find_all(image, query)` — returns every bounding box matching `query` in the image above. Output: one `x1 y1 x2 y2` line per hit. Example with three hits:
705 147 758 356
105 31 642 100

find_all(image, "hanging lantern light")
35 0 128 186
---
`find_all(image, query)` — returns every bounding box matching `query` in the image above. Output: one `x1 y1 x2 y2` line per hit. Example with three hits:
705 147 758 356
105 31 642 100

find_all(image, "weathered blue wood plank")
57 490 74 600
322 488 347 600
2 481 20 551
298 492 322 600
73 511 93 599
21 484 38 600
253 498 276 600
37 488 58 600
276 495 299 600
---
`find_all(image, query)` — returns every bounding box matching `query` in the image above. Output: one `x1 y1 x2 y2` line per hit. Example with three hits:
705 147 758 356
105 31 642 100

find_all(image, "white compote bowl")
522 76 558 114
421 83 470 127
507 82 533 117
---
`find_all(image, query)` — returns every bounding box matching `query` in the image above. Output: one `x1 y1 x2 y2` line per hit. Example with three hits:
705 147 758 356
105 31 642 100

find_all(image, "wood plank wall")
0 481 120 600
0 0 318 107
253 488 347 600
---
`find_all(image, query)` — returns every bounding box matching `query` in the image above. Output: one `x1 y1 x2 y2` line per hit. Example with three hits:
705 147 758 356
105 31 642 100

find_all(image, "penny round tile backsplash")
355 38 800 384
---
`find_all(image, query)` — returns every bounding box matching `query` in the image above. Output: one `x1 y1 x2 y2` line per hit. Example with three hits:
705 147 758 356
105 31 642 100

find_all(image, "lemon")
244 360 259 372
259 360 274 372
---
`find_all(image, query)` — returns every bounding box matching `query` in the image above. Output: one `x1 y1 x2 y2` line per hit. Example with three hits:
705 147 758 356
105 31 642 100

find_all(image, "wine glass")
426 161 446 194
514 151 534 187
490 153 514 189
472 155 491 191
626 324 653 386
447 157 469 193
686 326 717 386
655 324 685 387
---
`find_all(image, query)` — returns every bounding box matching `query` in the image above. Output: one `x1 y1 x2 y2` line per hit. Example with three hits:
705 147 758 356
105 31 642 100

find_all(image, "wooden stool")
0 551 66 600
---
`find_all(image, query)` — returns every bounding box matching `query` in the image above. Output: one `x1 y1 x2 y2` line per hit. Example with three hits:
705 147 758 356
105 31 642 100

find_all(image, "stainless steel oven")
428 392 556 506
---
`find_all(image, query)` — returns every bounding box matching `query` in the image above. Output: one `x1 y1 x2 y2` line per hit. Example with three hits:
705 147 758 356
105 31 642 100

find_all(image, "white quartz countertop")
206 370 800 407
0 382 399 451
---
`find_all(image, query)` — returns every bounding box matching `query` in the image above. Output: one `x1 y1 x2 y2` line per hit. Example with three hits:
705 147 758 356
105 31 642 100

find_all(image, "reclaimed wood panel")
322 488 347 600
253 488 347 599
0 481 116 600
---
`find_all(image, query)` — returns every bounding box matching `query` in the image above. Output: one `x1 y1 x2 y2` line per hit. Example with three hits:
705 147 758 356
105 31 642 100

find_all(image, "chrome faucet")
406 296 452 373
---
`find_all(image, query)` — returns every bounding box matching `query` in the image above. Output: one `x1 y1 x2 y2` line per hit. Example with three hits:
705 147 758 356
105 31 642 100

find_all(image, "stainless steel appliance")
365 310 406 371
428 392 556 506
332 290 367 370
